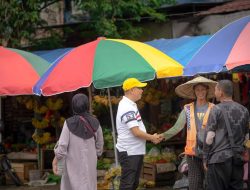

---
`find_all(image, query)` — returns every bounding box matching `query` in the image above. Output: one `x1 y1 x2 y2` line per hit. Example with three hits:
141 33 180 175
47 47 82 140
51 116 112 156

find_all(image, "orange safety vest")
184 102 214 156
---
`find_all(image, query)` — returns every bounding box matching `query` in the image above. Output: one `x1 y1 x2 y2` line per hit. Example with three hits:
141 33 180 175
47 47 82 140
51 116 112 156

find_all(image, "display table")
7 152 37 161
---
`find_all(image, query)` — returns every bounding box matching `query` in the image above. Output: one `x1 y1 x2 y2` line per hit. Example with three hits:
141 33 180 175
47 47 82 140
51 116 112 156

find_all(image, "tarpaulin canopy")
146 35 211 67
33 48 72 63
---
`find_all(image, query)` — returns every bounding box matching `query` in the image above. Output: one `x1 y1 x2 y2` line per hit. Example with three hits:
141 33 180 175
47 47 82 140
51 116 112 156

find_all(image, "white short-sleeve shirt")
116 96 146 156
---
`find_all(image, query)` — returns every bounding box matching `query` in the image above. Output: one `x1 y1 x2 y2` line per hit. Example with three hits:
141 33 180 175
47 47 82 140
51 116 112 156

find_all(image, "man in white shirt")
116 78 162 190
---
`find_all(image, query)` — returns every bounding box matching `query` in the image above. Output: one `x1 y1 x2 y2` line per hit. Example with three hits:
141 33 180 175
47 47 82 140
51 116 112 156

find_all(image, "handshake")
150 133 164 144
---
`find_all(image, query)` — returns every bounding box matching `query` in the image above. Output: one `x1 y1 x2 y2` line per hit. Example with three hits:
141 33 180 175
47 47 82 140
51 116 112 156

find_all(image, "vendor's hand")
52 157 58 175
151 133 163 144
159 133 165 141
158 133 165 142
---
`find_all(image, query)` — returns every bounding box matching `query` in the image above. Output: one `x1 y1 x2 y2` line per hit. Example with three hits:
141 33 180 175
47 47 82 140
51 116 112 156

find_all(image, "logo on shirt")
126 112 135 120
121 111 136 124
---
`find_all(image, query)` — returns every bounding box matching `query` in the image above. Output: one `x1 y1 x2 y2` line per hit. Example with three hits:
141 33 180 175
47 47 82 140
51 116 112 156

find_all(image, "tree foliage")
0 0 175 48
0 0 60 48
74 0 175 39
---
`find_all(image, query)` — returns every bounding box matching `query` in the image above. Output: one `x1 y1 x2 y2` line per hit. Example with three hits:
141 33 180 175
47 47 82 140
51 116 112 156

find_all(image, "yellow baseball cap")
122 78 147 91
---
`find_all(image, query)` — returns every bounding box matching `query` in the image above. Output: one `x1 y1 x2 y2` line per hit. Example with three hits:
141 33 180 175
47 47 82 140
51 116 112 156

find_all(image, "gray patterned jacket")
203 101 249 164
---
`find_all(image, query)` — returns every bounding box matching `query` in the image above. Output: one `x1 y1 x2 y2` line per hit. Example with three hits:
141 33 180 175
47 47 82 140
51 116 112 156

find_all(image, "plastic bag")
147 147 160 156
173 175 189 189
178 155 188 174
54 142 65 176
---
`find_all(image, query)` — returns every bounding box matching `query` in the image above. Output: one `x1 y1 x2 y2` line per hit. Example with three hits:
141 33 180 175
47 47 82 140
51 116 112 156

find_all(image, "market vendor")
161 76 217 190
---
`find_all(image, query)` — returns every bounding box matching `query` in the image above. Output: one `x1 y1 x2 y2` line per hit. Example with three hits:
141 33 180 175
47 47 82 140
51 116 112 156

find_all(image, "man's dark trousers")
117 150 144 190
206 157 244 190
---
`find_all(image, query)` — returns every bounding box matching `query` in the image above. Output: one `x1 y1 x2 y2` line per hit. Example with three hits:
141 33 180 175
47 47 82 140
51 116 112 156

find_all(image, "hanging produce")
17 96 65 145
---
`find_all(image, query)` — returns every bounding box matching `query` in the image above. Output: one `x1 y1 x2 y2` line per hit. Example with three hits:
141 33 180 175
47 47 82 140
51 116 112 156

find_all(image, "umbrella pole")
107 88 118 166
88 86 93 114
38 144 41 170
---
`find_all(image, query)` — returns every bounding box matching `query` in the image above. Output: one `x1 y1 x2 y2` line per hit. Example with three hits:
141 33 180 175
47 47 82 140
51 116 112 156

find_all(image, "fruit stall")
1 93 71 184
1 79 187 187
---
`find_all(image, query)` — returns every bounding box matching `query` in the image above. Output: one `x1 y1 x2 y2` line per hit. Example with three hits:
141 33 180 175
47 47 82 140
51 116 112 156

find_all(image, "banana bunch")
97 167 121 190
93 95 121 106
32 132 51 144
140 179 155 188
16 96 35 110
16 96 31 104
97 180 112 190
25 99 35 110
32 118 49 129
34 104 48 114
46 98 63 111
145 180 155 188
50 116 65 128
142 87 167 106
104 166 121 181
245 140 250 148
93 95 109 107
110 96 122 105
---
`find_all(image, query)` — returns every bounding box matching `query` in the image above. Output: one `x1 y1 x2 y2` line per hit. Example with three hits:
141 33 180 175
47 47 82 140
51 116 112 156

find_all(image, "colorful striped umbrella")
0 47 50 95
184 16 250 76
34 38 183 96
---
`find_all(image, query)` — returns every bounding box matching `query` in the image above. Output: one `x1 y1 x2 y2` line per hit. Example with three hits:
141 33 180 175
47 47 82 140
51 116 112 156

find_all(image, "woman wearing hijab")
161 76 217 190
53 93 104 190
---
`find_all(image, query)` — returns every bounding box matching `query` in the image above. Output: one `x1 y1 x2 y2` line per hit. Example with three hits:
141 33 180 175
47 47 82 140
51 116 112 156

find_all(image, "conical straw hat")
175 76 217 99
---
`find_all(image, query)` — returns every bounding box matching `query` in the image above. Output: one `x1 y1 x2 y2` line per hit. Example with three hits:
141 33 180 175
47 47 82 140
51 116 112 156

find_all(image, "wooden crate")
142 162 176 186
6 162 37 183
143 162 156 180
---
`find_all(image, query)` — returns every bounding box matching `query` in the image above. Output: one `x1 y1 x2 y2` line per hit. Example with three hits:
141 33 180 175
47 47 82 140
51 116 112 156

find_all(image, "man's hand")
151 133 164 144
130 127 164 143
52 157 58 175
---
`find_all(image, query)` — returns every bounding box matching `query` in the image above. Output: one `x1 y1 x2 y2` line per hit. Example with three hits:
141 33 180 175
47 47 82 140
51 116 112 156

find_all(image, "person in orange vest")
161 76 217 190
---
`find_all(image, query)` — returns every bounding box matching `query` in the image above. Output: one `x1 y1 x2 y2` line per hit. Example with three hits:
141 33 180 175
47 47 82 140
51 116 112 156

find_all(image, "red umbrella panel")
0 47 50 95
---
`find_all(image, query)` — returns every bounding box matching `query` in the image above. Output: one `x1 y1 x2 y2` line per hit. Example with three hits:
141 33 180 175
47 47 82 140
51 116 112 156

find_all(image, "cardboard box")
6 162 37 183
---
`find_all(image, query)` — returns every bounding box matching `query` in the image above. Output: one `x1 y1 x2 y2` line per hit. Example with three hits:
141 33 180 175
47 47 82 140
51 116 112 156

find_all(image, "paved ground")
2 185 173 190
2 185 60 190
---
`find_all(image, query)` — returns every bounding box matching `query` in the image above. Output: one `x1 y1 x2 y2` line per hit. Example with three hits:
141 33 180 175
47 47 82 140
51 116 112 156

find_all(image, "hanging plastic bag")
53 142 65 176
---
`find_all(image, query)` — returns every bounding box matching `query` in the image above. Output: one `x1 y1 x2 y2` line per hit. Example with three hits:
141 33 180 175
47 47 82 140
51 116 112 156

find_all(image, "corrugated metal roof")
176 0 228 4
197 0 250 15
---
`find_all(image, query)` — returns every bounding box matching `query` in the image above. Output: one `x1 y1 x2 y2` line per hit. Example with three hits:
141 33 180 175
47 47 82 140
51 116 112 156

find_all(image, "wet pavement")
2 185 173 190
2 185 59 190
